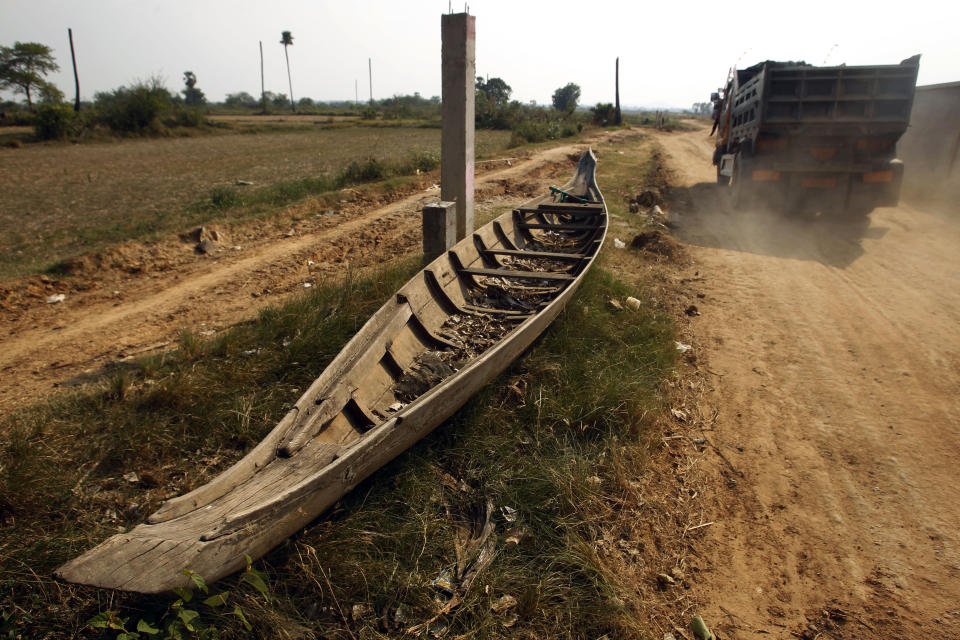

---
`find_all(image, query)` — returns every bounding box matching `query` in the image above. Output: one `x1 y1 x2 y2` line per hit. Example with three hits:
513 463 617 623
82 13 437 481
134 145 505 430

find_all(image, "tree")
475 76 514 129
280 31 295 112
691 101 712 115
0 42 60 111
224 91 258 109
551 82 581 114
476 76 511 106
39 82 64 104
182 70 206 106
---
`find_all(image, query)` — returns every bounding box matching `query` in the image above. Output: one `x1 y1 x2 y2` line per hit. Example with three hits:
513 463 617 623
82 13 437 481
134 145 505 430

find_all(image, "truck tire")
842 202 872 219
716 164 730 186
731 153 750 208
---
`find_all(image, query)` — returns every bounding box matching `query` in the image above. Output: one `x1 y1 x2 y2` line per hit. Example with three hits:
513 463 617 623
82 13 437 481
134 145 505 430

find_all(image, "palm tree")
280 31 295 113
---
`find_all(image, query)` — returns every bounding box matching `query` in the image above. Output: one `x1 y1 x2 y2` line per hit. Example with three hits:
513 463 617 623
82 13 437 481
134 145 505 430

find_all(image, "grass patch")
0 126 509 280
0 253 674 636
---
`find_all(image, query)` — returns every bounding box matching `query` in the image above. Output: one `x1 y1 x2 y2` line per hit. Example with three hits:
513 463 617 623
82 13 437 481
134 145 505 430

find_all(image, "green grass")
0 253 674 638
0 125 511 280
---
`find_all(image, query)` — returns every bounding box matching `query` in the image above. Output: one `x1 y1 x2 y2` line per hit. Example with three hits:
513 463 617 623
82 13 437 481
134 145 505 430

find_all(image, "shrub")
33 103 77 140
397 150 440 174
591 102 617 125
167 104 207 128
94 78 172 133
509 120 550 146
210 186 240 208
339 157 386 184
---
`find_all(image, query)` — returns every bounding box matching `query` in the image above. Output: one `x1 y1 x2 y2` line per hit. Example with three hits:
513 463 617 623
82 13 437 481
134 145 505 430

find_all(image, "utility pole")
368 58 373 104
259 41 266 113
68 28 80 112
615 57 622 125
355 78 358 106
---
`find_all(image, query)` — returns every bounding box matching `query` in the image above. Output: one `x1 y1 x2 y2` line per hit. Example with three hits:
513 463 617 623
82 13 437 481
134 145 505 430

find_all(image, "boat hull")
56 150 607 593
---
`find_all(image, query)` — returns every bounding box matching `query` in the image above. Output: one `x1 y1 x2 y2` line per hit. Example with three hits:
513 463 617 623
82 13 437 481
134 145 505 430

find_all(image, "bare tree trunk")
69 28 80 112
259 41 266 114
614 57 622 125
284 45 295 113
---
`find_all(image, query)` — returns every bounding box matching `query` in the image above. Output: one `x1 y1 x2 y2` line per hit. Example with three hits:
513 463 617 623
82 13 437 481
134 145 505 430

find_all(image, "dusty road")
0 141 593 412
655 125 960 638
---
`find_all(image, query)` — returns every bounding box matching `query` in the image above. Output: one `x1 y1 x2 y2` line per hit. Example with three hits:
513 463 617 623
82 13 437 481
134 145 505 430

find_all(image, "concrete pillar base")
423 201 457 263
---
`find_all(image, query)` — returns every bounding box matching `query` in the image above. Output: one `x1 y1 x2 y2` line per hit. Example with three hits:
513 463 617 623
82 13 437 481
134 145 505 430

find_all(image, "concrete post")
422 201 457 263
441 12 475 241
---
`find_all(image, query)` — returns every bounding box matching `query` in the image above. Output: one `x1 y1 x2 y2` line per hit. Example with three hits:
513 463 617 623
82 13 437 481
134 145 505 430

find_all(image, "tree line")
2 38 635 144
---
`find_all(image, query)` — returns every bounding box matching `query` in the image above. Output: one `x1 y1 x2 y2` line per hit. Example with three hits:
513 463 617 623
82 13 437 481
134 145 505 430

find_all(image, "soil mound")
631 230 685 261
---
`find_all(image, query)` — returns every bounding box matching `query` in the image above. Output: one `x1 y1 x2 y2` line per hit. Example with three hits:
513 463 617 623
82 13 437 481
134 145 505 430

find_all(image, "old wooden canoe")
56 149 607 593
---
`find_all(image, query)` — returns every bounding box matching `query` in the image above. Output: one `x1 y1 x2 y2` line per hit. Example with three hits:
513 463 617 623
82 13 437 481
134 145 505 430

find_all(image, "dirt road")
0 141 594 412
655 125 960 638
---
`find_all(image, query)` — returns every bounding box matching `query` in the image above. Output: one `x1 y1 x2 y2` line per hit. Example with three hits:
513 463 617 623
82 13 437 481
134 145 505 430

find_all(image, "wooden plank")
458 267 574 281
481 249 587 260
518 222 601 231
517 204 604 216
461 304 534 317
538 202 604 210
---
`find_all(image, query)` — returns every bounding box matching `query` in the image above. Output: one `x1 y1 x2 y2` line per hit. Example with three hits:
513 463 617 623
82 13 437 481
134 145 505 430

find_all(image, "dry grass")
0 126 511 279
0 256 678 638
0 128 714 638
207 114 360 127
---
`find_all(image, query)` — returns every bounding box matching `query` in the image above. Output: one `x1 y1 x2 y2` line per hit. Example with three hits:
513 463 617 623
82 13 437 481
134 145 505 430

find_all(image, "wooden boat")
56 149 607 593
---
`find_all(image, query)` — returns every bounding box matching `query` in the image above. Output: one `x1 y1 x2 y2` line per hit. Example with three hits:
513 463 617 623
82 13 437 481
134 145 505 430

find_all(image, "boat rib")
55 149 607 593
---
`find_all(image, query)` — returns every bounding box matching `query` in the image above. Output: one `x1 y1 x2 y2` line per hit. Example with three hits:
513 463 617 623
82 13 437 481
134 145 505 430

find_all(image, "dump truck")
712 55 920 214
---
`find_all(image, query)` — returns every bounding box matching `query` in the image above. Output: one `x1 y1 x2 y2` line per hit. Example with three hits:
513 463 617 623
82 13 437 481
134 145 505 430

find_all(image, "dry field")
207 113 360 128
0 125 510 278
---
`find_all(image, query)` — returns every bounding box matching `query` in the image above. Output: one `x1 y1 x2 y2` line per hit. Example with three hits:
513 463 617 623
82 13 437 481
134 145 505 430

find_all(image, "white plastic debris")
625 296 641 311
46 293 66 304
122 472 139 483
613 238 626 249
674 341 692 353
302 283 312 288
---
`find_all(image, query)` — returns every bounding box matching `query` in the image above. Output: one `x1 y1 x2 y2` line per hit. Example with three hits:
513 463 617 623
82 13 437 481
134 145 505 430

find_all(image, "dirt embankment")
653 124 960 638
0 138 607 413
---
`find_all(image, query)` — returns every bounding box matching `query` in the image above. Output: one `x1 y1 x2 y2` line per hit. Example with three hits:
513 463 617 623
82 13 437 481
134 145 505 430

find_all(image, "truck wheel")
716 164 730 186
731 154 749 208
842 202 872 219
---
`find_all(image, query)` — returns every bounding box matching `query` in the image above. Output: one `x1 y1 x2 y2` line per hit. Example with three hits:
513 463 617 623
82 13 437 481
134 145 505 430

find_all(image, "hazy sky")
2 0 958 109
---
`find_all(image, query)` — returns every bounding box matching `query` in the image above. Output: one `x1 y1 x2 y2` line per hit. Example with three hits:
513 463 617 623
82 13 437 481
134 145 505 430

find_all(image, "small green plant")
177 327 202 358
108 369 130 401
87 556 270 639
402 150 440 174
339 156 386 183
208 186 240 209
